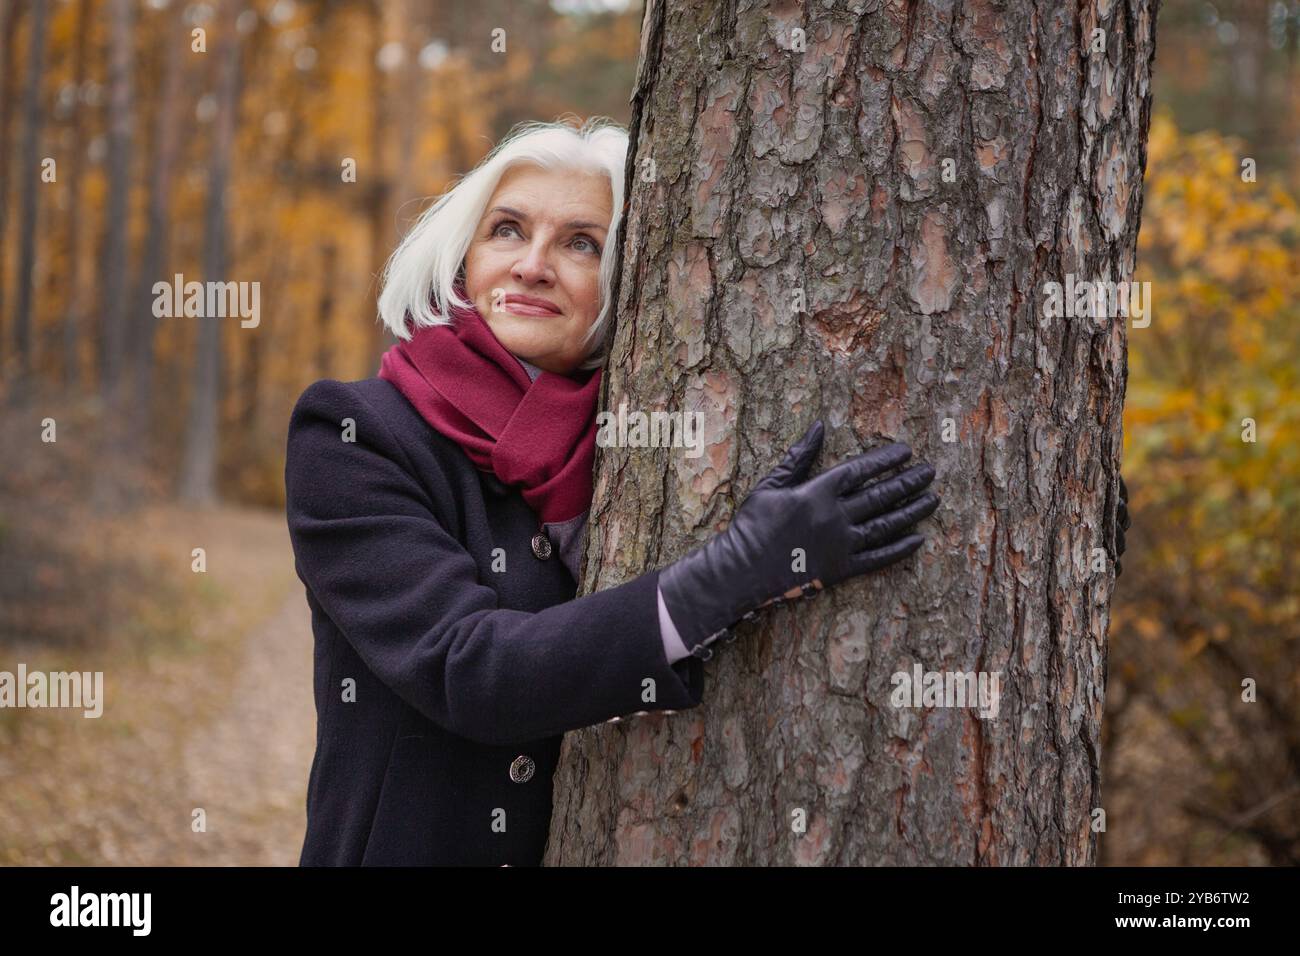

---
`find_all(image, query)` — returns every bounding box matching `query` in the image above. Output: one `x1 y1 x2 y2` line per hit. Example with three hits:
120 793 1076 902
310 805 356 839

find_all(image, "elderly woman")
285 118 944 867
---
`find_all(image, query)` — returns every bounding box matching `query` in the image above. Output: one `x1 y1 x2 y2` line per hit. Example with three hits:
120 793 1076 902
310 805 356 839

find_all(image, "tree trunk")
99 0 134 405
315 241 337 377
365 0 393 373
11 0 49 393
178 0 243 504
0 0 26 370
60 0 93 388
546 0 1159 866
129 0 189 435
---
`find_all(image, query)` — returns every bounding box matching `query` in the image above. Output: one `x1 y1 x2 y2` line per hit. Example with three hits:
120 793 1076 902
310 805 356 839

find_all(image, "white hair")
376 116 628 372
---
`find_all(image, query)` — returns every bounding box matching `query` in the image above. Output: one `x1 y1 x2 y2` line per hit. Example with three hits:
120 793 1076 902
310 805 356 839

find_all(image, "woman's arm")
285 379 703 748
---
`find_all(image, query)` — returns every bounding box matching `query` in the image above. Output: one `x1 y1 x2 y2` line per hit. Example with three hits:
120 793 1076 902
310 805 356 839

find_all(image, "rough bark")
546 0 1158 866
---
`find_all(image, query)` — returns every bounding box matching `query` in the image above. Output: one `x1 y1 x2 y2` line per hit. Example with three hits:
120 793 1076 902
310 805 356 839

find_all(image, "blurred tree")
0 0 25 368
99 0 134 406
1155 0 1299 172
60 0 93 388
129 0 191 439
13 0 50 395
179 0 244 504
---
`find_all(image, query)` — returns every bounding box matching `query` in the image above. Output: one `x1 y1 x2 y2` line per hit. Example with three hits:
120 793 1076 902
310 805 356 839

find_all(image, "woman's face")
463 164 612 375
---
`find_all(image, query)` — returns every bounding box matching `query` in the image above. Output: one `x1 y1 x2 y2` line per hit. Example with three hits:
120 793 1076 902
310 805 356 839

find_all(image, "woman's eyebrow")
488 205 607 234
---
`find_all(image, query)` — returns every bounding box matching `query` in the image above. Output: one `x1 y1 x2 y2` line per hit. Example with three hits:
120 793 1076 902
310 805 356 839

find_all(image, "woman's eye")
491 220 599 254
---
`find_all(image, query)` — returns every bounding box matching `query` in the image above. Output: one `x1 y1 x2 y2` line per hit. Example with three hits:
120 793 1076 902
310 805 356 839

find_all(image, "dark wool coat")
285 377 705 866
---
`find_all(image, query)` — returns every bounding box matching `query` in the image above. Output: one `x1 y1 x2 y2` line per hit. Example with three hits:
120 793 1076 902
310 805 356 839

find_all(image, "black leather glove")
1115 473 1130 576
658 420 939 659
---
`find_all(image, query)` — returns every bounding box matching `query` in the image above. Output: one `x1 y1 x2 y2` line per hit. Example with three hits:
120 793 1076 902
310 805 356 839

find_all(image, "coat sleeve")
284 379 706 747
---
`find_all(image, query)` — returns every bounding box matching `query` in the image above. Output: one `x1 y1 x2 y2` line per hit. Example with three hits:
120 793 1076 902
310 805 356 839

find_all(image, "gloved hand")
658 419 939 659
1115 473 1131 576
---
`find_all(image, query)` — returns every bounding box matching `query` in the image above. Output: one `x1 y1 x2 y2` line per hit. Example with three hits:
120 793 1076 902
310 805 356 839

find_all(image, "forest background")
0 0 1295 865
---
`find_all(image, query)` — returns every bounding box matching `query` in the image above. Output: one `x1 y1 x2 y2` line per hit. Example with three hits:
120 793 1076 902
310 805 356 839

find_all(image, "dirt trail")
0 505 318 866
177 589 316 865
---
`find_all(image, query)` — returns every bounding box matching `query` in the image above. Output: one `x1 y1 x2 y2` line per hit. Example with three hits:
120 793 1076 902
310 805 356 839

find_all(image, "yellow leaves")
1169 705 1207 728
1228 317 1265 364
1199 408 1227 433
1146 112 1179 165
1159 388 1198 414
1225 588 1266 620
1124 108 1299 667
1177 219 1208 262
1181 631 1210 660
1274 596 1300 623
1134 616 1163 642
1233 339 1262 364
1123 404 1165 428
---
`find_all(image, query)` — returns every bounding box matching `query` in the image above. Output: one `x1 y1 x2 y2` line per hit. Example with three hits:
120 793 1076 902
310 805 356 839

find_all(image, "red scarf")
377 289 603 526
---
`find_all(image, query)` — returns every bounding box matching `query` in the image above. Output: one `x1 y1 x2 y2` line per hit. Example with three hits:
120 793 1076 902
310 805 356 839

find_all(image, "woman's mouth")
503 295 562 317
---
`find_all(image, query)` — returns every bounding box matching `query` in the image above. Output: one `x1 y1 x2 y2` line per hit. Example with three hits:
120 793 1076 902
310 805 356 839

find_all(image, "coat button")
509 754 535 783
530 533 553 560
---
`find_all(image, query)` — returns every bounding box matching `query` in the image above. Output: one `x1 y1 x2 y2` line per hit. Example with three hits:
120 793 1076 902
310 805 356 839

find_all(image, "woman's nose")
513 243 555 283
